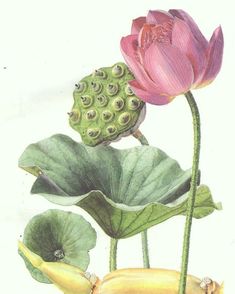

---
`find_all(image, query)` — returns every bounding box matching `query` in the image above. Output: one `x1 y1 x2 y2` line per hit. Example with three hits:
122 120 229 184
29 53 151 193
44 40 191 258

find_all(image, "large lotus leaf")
19 209 96 283
19 134 221 238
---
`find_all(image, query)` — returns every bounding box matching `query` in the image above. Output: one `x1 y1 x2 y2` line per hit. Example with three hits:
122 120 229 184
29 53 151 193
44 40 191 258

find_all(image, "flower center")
54 249 65 260
138 21 173 50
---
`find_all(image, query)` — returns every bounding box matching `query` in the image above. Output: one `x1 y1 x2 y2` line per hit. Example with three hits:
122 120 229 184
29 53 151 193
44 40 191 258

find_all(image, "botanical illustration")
18 8 224 294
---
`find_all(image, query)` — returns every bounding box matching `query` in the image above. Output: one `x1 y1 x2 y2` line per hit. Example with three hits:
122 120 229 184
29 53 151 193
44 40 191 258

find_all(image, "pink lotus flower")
120 9 224 105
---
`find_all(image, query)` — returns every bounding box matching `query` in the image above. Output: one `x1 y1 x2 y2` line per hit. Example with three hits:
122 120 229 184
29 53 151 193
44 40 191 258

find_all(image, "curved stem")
133 129 150 268
133 129 149 146
179 91 201 294
109 238 118 272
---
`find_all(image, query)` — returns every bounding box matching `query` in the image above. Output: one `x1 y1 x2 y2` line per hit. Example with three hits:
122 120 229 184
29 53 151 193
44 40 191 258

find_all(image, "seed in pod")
96 94 109 107
112 64 125 78
118 112 131 126
102 110 114 122
75 82 86 93
91 82 102 94
80 95 93 108
112 97 124 111
87 128 101 138
86 109 97 121
128 97 141 111
107 83 119 96
125 84 134 96
92 69 106 79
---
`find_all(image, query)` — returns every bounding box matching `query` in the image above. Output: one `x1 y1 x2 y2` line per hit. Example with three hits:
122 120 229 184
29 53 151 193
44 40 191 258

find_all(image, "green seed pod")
69 62 146 146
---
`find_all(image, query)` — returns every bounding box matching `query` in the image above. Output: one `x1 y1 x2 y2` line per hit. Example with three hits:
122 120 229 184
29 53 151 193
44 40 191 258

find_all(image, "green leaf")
19 209 97 283
19 134 221 239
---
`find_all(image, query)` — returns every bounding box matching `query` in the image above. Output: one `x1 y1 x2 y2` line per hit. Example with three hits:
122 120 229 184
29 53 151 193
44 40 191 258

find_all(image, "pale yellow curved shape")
19 241 223 294
217 282 224 294
96 268 222 294
18 241 92 294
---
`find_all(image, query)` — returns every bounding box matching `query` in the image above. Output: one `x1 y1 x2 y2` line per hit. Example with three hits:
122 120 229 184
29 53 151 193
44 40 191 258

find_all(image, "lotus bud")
18 241 93 294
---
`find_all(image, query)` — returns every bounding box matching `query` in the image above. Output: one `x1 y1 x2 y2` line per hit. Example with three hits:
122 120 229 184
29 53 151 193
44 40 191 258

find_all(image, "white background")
0 0 234 293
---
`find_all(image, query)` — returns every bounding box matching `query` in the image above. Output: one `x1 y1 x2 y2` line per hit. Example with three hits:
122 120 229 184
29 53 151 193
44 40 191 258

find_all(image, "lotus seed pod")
69 62 146 146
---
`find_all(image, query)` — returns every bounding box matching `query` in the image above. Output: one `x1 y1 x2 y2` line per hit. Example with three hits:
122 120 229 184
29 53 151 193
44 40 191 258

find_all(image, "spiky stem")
133 129 150 268
109 238 118 272
178 91 201 294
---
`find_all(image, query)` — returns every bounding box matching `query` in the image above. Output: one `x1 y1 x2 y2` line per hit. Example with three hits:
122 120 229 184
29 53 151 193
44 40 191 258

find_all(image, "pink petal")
197 26 224 87
147 10 173 24
144 43 194 96
129 80 172 105
138 24 155 51
120 35 160 92
169 9 208 50
131 17 146 34
172 18 207 84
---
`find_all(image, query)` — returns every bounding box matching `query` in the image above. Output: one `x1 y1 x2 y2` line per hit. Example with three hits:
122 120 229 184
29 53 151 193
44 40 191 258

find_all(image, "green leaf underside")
19 134 221 238
19 209 96 283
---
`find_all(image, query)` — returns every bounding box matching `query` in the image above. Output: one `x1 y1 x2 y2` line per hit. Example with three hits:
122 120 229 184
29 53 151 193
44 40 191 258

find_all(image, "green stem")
133 129 149 146
109 238 118 272
133 129 150 268
178 91 201 294
141 229 150 268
